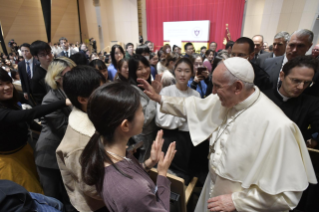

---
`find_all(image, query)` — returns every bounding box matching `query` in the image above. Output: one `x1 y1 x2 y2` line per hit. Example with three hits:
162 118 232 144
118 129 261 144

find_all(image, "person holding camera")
187 55 209 98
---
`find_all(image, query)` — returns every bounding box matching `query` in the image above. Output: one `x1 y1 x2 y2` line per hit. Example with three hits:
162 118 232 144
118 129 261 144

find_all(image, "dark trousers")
161 129 208 185
37 166 78 212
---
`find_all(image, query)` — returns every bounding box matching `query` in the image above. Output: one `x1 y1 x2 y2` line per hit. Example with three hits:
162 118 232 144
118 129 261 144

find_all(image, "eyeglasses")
38 51 52 58
289 77 313 87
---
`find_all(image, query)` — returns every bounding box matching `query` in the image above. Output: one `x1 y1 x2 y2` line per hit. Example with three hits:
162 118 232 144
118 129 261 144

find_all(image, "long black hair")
128 54 151 87
0 68 19 109
110 44 125 68
116 58 130 82
80 82 140 193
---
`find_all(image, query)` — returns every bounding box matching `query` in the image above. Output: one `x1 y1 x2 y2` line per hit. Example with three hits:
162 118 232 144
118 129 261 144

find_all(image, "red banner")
146 0 245 51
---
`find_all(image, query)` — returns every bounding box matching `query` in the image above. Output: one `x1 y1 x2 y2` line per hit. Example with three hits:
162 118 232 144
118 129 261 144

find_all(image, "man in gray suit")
251 35 267 64
262 29 315 92
57 37 77 58
257 31 290 67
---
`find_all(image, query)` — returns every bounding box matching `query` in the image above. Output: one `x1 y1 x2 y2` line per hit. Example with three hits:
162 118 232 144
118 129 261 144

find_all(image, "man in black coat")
29 41 53 105
251 35 267 64
230 37 272 92
261 29 317 96
264 55 319 212
18 43 40 106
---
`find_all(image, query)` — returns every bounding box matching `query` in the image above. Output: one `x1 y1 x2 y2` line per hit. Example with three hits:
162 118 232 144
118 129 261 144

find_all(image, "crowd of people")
0 28 319 212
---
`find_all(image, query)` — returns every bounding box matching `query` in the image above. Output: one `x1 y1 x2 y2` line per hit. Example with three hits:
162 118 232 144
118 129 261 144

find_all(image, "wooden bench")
149 168 198 212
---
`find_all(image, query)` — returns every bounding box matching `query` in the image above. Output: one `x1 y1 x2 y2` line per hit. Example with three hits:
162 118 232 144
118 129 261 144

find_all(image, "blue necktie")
26 62 31 79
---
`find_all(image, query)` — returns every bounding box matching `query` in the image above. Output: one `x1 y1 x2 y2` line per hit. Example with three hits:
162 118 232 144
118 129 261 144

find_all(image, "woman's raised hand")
157 141 176 177
144 130 165 169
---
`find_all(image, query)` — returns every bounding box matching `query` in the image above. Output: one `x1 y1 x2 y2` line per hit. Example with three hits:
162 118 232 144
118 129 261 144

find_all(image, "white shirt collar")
277 87 290 102
25 57 33 63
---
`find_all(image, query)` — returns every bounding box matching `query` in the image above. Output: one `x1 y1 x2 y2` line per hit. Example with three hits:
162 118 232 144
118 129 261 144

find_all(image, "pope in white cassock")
138 57 317 212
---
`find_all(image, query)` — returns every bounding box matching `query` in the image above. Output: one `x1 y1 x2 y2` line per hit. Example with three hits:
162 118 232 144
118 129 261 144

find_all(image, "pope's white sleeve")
160 96 187 118
156 101 186 129
232 186 302 212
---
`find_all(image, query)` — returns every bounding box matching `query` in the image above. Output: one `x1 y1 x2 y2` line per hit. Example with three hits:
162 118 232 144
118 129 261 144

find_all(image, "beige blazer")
56 107 105 212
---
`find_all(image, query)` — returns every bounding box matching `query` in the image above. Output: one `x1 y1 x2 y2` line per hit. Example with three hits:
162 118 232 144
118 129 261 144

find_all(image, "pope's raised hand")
137 78 162 103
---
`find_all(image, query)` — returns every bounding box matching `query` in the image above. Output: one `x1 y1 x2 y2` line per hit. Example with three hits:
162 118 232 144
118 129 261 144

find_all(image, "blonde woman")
35 57 77 211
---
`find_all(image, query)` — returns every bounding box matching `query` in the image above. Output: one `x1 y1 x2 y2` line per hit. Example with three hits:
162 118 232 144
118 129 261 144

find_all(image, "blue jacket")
187 77 207 98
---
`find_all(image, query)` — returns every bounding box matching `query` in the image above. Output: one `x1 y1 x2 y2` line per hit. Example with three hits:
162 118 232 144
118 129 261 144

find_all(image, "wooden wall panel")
0 0 47 51
51 0 80 44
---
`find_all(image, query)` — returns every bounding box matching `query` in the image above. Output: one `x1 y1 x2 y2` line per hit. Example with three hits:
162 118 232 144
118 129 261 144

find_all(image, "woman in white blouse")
156 57 200 184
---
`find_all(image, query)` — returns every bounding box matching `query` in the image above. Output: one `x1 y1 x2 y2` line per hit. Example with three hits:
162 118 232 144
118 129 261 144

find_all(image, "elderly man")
138 57 316 212
312 44 319 60
257 31 290 66
262 29 314 90
251 35 267 64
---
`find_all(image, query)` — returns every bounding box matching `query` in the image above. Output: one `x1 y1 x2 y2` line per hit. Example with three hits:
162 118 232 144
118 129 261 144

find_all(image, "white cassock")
160 86 317 212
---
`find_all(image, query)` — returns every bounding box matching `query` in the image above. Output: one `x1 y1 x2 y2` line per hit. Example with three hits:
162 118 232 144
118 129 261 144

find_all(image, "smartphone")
197 67 207 75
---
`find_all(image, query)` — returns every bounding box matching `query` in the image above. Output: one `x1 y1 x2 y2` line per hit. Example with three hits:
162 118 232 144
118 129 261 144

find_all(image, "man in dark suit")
209 42 218 58
57 37 77 58
257 31 290 67
29 41 53 105
251 35 267 64
184 42 195 62
18 43 40 106
261 29 317 95
230 37 272 91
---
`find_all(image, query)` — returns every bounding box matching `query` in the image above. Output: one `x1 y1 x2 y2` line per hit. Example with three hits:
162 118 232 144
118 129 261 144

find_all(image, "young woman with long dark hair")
80 82 176 211
89 59 109 82
156 58 201 184
108 44 125 81
114 58 129 82
128 54 161 162
203 49 215 72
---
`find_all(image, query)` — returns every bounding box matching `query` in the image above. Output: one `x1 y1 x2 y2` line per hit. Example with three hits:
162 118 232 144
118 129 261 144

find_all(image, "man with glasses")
261 29 316 93
264 56 319 211
257 31 290 67
30 40 53 105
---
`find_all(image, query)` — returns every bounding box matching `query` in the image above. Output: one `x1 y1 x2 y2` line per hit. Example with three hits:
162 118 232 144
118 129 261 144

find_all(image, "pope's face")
212 63 238 108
